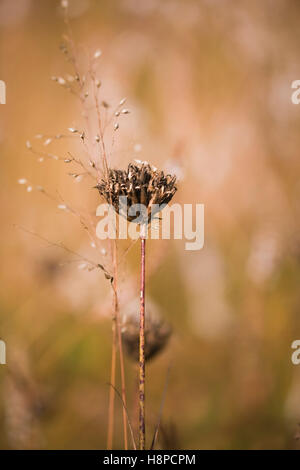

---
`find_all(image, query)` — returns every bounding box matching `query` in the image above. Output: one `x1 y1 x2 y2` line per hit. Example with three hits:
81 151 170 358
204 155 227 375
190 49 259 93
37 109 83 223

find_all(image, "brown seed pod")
95 161 177 223
121 299 172 362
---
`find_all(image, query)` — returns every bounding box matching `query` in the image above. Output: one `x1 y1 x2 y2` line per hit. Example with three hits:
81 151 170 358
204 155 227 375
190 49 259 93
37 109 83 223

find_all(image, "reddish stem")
139 235 146 450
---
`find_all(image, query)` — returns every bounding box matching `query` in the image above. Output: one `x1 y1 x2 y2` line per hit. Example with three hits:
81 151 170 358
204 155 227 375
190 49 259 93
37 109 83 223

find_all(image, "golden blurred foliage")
1 0 300 449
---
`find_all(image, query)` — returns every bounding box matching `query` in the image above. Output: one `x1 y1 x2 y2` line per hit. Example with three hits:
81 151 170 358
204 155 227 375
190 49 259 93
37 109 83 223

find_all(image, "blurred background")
1 0 300 450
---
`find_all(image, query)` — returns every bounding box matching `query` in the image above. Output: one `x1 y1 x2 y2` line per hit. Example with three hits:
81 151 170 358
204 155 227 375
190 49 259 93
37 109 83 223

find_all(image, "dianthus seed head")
122 308 172 362
95 161 177 223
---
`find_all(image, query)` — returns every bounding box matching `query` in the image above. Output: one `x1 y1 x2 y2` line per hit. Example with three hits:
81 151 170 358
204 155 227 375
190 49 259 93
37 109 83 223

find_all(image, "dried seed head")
78 263 88 270
57 77 66 86
122 301 172 362
96 161 177 223
134 143 142 153
94 50 102 59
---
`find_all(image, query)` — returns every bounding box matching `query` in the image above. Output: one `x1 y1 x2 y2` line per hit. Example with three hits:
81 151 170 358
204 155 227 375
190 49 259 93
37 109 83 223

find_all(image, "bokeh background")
1 0 300 450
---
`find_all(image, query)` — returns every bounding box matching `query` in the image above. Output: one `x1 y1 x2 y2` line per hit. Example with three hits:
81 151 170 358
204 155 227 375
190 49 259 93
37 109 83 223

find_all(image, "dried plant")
3 351 46 449
18 0 177 451
98 163 177 449
18 0 131 450
96 162 177 223
121 300 172 362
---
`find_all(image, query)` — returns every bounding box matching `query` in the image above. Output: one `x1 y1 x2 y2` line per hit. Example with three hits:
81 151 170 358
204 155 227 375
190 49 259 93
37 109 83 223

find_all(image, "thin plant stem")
107 383 137 450
139 228 146 450
107 318 117 450
150 363 172 450
131 369 139 438
112 239 128 450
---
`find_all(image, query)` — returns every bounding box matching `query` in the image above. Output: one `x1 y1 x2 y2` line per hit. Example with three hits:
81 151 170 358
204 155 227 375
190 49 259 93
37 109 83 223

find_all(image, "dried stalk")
111 239 128 450
107 318 116 450
20 2 135 451
139 227 146 450
108 383 136 450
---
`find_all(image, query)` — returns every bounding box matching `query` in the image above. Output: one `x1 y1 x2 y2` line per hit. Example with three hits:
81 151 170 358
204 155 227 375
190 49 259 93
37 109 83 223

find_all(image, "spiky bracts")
96 162 177 223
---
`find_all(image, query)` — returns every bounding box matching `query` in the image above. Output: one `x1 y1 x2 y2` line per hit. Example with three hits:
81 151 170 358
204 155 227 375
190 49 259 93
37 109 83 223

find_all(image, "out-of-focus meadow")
1 0 300 449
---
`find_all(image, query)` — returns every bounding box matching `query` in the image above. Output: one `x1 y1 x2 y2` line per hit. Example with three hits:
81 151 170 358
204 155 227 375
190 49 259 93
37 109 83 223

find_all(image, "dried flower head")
96 161 177 223
121 302 172 362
